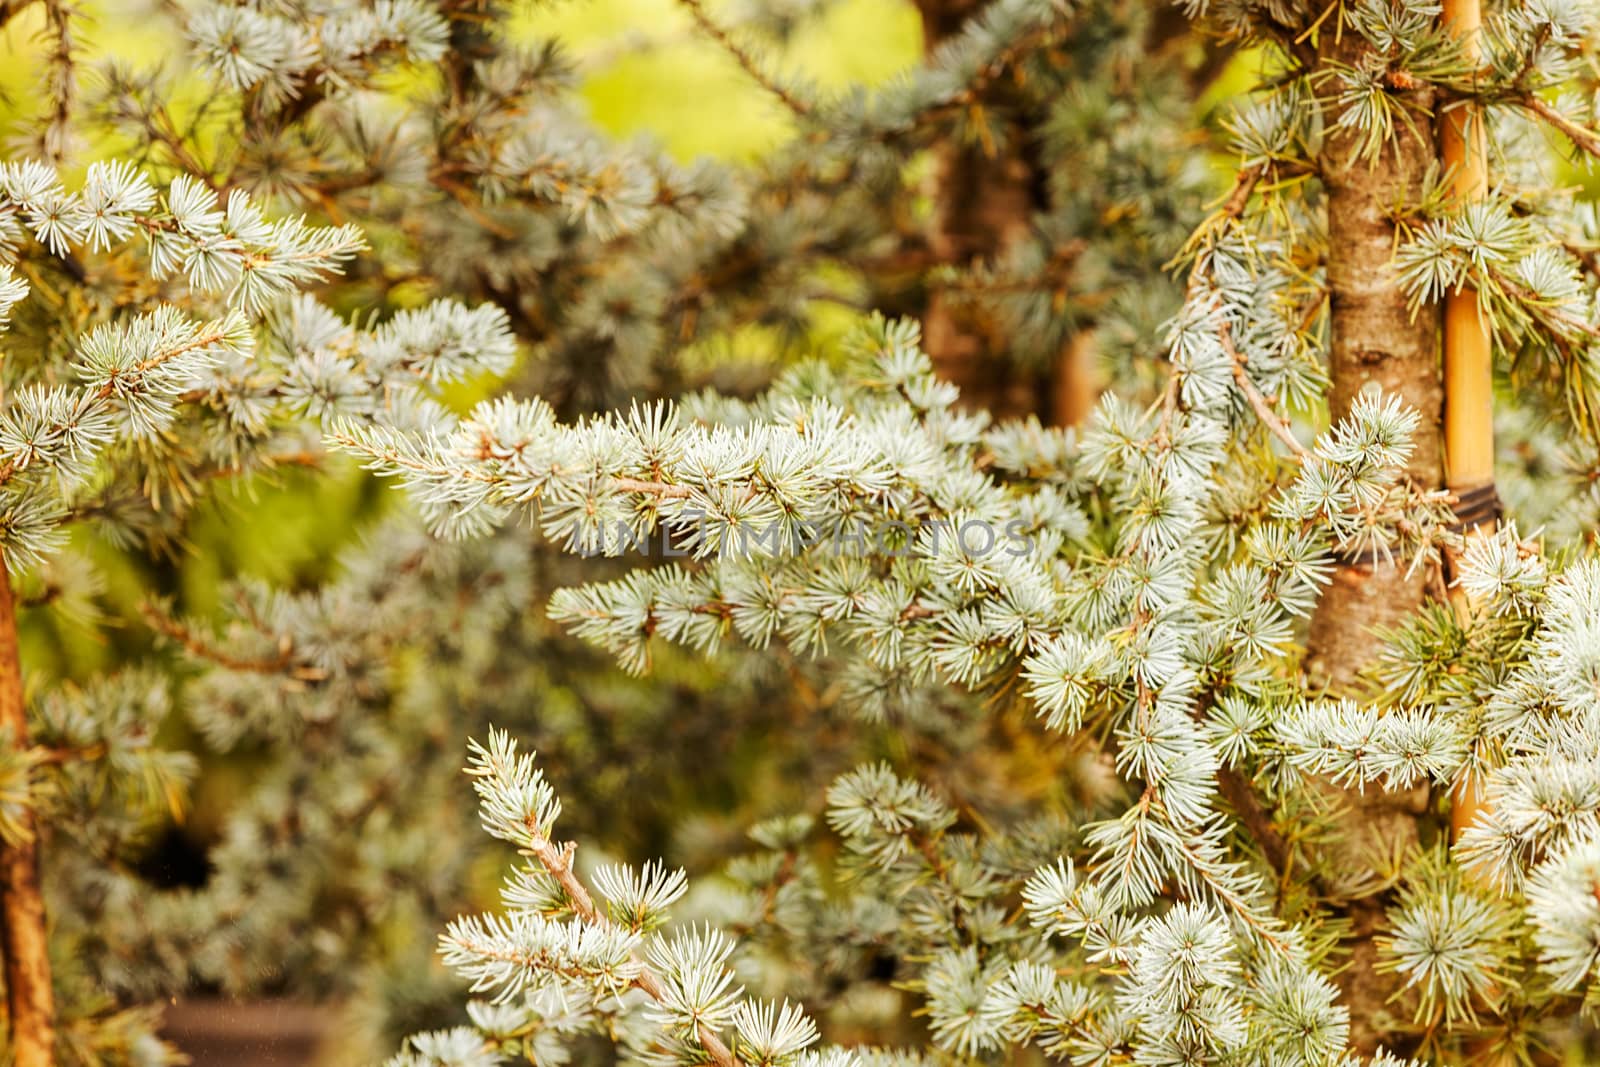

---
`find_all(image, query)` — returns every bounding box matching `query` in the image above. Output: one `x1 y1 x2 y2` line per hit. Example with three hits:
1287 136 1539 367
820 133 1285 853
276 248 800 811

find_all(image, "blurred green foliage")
515 0 921 159
0 1 937 973
2 0 922 654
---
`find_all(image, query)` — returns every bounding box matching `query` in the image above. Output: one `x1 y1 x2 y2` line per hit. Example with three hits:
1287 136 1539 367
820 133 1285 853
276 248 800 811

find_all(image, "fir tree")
0 126 511 1065
58 0 1207 1055
6 0 1600 1065
338 0 1600 1062
96 0 1203 419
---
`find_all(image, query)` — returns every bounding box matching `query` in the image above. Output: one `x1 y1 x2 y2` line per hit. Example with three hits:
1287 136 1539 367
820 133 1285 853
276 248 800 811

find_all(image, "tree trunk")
0 555 54 1067
918 129 1044 415
1306 38 1444 688
1305 35 1443 1058
164 999 334 1067
913 0 1052 421
910 1 1215 428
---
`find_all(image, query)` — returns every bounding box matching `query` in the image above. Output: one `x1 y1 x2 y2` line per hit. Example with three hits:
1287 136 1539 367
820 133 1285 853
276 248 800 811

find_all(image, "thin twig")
331 431 705 503
1172 163 1266 288
609 476 693 498
142 101 218 190
33 742 105 766
675 0 813 120
524 833 738 1067
1219 322 1310 458
1518 93 1600 158
1220 163 1266 221
0 323 237 490
140 603 327 680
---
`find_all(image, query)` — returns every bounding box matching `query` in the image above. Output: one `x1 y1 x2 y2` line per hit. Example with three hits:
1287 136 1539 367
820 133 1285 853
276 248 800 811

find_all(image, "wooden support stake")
1440 0 1495 845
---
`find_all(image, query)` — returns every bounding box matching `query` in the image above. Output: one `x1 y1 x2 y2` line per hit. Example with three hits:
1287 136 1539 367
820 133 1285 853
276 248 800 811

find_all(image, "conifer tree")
1 0 1194 1058
338 0 1600 1063
8 0 1600 1065
47 1 1209 1054
0 72 513 1061
93 0 1207 421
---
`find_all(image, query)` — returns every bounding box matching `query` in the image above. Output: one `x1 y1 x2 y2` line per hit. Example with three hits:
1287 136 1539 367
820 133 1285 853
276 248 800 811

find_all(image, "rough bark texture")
0 555 54 1067
1306 36 1444 1059
1307 40 1443 689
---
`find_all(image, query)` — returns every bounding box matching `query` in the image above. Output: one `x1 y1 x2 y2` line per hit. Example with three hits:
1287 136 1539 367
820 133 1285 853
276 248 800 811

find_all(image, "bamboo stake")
0 553 54 1067
1440 0 1495 845
1050 330 1101 428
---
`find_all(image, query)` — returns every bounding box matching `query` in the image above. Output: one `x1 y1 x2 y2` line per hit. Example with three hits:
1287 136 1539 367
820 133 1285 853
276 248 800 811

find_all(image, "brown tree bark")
1304 35 1444 1059
1306 56 1443 692
918 130 1045 412
0 555 54 1067
1307 32 1444 687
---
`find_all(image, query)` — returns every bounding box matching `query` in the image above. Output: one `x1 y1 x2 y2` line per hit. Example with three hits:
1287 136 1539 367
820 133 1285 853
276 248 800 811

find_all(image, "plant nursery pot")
162 998 336 1066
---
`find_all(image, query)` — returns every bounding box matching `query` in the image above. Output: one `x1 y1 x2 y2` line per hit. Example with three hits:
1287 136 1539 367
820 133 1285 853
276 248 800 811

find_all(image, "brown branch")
1160 798 1296 955
1220 163 1266 221
1495 273 1600 343
904 5 1074 139
0 553 55 1067
35 0 76 166
32 742 104 766
1172 163 1266 292
201 450 324 482
1219 322 1310 458
98 323 235 402
1215 765 1294 879
1152 369 1183 448
1562 236 1600 280
608 477 693 498
0 1 31 30
674 0 814 120
14 582 62 612
139 101 218 190
429 173 519 239
0 322 237 491
524 833 737 1067
332 430 709 505
1517 93 1600 159
140 603 326 681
